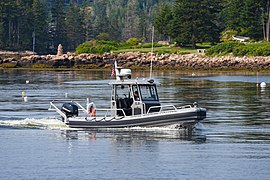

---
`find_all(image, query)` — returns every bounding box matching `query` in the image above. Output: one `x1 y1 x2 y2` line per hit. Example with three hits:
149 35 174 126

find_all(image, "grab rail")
72 101 87 114
94 108 126 118
146 104 194 114
49 102 68 123
146 104 177 114
177 105 192 109
49 100 127 122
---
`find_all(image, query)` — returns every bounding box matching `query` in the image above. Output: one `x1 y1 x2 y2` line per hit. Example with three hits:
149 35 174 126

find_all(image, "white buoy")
23 96 28 102
65 93 68 98
260 82 266 88
26 80 30 84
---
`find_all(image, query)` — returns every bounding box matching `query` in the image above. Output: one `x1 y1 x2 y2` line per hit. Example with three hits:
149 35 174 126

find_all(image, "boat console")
110 67 161 117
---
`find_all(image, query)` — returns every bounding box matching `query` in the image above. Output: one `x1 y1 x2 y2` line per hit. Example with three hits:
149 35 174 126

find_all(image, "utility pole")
32 31 35 53
150 26 154 79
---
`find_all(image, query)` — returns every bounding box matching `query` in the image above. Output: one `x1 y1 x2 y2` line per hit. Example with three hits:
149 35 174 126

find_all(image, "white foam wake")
0 118 68 130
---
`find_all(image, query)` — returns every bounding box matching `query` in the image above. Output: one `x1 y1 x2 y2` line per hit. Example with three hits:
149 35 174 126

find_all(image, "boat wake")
0 118 68 130
0 118 206 142
0 118 205 132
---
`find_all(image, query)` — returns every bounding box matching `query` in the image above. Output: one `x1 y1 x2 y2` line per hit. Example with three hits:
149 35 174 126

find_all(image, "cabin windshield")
115 84 131 99
139 85 159 101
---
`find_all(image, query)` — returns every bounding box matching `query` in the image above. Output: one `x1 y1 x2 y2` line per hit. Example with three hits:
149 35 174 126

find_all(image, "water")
0 69 270 179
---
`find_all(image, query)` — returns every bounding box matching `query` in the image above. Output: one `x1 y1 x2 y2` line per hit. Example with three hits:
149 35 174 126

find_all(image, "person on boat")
87 102 96 117
134 91 140 101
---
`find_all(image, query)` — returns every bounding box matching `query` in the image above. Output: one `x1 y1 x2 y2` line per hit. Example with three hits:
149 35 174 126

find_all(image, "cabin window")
132 85 140 101
115 84 133 112
139 85 159 101
115 85 132 100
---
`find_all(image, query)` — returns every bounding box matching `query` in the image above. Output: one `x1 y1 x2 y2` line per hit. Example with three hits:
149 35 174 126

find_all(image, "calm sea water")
0 69 270 180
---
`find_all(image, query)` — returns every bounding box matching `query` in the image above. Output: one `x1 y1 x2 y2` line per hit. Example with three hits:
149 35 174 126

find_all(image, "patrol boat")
49 65 206 129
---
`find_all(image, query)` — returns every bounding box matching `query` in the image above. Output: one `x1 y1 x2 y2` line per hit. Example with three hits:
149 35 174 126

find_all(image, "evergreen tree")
92 0 109 38
153 3 173 41
51 0 66 51
0 1 6 48
222 0 265 40
171 0 222 48
81 5 93 41
105 0 125 41
18 0 34 50
222 0 243 31
32 0 49 53
240 0 263 40
0 0 19 49
122 0 140 40
65 1 85 50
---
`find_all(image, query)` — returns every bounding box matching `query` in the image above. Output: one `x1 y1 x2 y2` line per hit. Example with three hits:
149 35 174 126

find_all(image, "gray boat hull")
66 107 206 129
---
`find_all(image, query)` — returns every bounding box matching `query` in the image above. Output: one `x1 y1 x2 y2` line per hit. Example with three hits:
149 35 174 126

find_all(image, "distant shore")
0 52 270 71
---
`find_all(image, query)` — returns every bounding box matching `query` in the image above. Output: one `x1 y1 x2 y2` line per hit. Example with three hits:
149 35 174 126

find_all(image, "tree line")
0 0 269 54
154 0 270 48
0 0 170 53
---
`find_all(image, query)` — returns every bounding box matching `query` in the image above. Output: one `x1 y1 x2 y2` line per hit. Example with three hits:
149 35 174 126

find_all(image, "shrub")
206 41 270 56
255 44 270 56
97 33 110 41
118 42 132 49
206 41 243 56
127 38 139 46
232 44 249 56
221 30 238 42
76 40 118 54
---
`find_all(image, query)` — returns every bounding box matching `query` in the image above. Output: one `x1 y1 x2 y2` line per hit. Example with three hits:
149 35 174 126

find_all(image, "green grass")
113 46 197 54
246 42 269 47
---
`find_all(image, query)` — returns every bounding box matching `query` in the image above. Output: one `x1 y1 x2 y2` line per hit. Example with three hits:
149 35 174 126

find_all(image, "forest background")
0 0 269 54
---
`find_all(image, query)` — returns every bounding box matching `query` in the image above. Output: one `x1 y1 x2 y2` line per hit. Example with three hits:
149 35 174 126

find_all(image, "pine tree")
81 5 94 41
122 0 140 40
65 1 85 50
240 0 263 40
222 0 265 40
0 1 6 48
32 0 49 53
51 0 66 51
222 0 243 31
171 0 222 48
92 0 109 39
153 3 173 41
0 0 19 49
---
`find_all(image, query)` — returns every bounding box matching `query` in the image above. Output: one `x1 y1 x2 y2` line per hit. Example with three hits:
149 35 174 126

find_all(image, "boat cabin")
109 68 160 117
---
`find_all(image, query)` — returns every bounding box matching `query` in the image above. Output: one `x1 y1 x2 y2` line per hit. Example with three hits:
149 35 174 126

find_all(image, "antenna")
150 26 154 78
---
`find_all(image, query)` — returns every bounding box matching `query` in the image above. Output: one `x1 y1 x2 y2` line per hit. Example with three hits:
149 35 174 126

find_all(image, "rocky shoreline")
0 52 270 71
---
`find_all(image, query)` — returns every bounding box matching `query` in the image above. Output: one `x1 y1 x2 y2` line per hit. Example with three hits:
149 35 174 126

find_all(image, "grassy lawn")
113 46 198 54
246 42 270 47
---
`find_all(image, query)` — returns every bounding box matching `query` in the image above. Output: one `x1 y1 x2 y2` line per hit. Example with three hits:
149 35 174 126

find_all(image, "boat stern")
196 107 207 121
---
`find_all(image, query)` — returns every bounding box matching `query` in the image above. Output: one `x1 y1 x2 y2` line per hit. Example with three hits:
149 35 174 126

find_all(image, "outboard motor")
61 102 78 118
